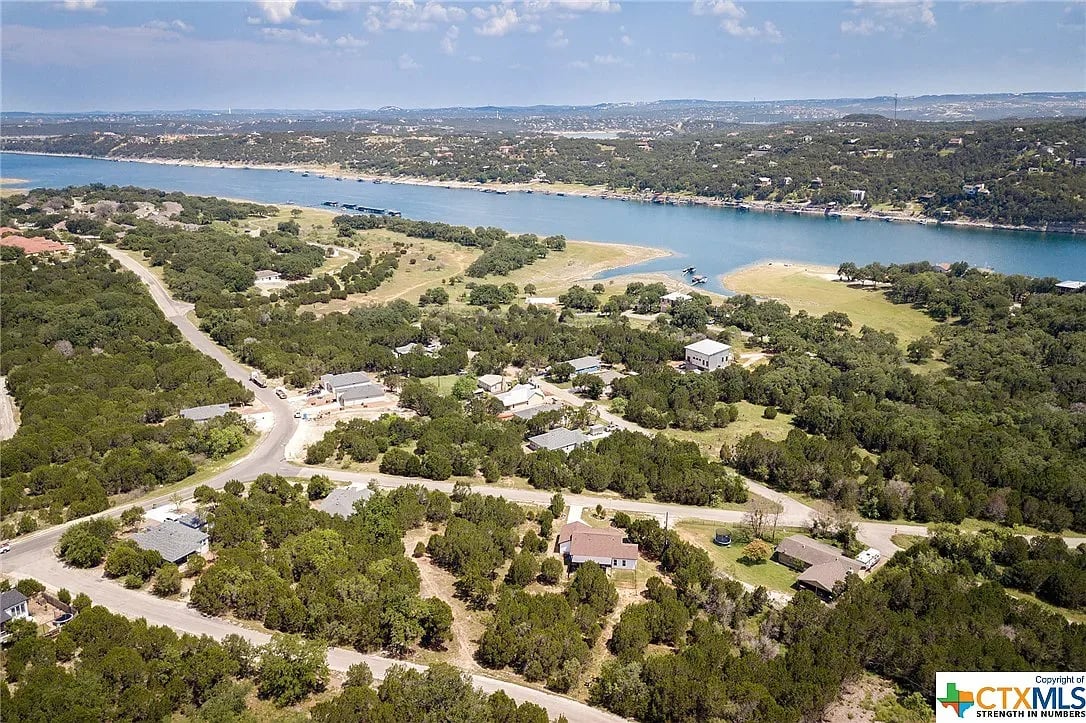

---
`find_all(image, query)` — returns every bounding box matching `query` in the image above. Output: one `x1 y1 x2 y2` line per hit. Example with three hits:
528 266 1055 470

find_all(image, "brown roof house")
556 521 638 572
775 534 863 598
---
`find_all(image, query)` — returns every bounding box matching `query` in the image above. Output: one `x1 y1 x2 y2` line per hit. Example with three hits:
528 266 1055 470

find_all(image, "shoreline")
2 150 1071 236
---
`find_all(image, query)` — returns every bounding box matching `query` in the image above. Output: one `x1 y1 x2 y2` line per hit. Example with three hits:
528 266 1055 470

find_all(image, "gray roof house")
337 383 385 407
512 402 565 422
528 427 588 453
179 403 231 422
320 371 372 394
0 589 29 625
563 356 602 374
319 487 374 518
131 521 210 564
775 534 864 598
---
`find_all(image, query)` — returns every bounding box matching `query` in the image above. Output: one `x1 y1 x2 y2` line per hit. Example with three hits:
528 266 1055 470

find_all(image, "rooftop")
321 371 371 389
318 486 374 518
569 533 639 561
131 521 208 564
511 402 565 421
776 535 863 571
1056 280 1085 290
661 291 692 302
564 355 602 372
179 403 231 422
495 383 542 408
0 235 69 254
477 374 505 386
337 383 385 402
528 427 587 451
797 560 856 595
254 269 280 280
685 338 731 356
557 521 623 545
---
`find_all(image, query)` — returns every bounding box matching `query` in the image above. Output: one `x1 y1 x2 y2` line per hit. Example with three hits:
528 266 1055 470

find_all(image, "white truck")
274 386 288 399
250 370 268 388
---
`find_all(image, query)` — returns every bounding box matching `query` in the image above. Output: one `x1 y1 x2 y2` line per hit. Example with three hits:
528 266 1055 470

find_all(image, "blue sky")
2 1 1083 111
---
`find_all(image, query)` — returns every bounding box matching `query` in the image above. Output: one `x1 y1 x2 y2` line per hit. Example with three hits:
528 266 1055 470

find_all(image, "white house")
684 339 733 372
254 269 282 283
528 427 587 453
320 371 372 395
337 383 385 408
477 374 507 394
660 291 692 311
494 383 545 411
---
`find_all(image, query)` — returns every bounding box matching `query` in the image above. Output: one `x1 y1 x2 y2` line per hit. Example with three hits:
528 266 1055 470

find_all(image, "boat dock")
322 201 402 217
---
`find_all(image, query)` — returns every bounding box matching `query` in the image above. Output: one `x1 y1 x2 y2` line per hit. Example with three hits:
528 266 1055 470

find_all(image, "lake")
3 152 1084 291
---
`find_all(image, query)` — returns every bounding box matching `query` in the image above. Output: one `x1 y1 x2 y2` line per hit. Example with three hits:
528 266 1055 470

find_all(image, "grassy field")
1004 589 1086 625
674 519 801 593
723 262 935 344
662 401 796 455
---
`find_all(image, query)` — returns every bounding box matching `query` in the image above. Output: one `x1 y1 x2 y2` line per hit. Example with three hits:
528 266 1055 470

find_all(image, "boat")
321 201 339 207
682 266 696 274
301 172 309 177
691 275 708 284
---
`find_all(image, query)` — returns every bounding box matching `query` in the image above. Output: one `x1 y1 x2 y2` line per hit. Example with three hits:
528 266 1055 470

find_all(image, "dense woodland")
0 590 556 722
7 116 1085 225
0 250 253 528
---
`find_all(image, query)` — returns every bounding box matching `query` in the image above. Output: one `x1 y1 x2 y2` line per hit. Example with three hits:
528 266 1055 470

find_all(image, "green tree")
742 538 774 564
151 563 182 597
540 557 564 585
256 634 330 706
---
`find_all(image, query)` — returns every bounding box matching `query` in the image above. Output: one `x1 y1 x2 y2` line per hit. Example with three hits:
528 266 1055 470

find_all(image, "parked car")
0 543 11 554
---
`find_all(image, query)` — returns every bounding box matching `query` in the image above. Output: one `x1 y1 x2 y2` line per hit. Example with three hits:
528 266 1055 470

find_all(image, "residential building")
1055 280 1086 293
962 183 990 197
684 339 733 372
528 427 587 453
320 371 372 395
775 534 864 598
132 521 210 564
179 403 231 422
393 343 420 357
510 402 565 422
660 291 692 310
476 374 507 394
849 189 867 202
494 383 545 411
592 369 625 395
525 296 558 306
562 356 602 375
254 269 282 283
948 137 963 146
0 235 70 255
337 383 385 407
556 522 639 571
318 486 373 518
175 513 207 530
0 589 31 643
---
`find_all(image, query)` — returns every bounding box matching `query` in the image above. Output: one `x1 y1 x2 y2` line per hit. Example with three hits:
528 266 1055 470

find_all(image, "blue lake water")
3 152 1084 292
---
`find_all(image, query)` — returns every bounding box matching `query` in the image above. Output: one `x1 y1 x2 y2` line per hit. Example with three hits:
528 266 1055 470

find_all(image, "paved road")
0 376 18 441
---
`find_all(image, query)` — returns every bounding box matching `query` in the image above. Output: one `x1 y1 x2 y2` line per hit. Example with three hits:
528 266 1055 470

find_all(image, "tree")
540 557 564 585
420 598 453 649
567 562 618 615
120 506 144 530
256 634 330 706
907 336 936 363
306 475 333 501
185 554 206 577
451 375 477 400
57 525 112 568
742 539 773 564
572 374 605 400
152 563 182 597
547 363 576 383
506 551 540 587
344 662 373 689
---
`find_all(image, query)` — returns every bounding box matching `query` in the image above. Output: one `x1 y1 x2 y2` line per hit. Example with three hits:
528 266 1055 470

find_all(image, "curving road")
3 243 1081 719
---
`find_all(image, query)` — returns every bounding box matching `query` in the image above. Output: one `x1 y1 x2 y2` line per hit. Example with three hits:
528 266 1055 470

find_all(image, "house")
528 427 587 453
962 183 990 197
948 137 963 146
557 522 639 571
320 371 372 395
684 339 733 372
660 291 692 311
510 402 565 422
525 296 558 306
1074 158 1086 168
393 343 421 357
0 590 30 628
592 369 625 394
562 356 602 375
809 177 823 189
1055 280 1086 294
477 374 507 394
0 235 70 255
179 403 231 422
318 486 373 518
254 269 282 283
494 383 545 411
337 383 385 407
775 534 864 598
849 189 867 203
131 521 210 564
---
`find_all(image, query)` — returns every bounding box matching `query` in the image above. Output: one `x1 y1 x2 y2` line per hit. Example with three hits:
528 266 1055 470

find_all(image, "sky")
1 0 1083 111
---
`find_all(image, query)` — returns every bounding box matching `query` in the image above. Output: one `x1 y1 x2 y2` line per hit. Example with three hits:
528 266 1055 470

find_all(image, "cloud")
59 0 102 10
691 0 782 39
144 19 193 33
398 52 421 69
440 25 459 53
472 5 539 35
620 33 632 46
593 53 621 64
366 0 467 32
547 28 569 47
334 33 367 48
548 0 620 12
668 51 696 62
841 1 937 34
260 27 328 45
256 0 296 24
567 59 590 69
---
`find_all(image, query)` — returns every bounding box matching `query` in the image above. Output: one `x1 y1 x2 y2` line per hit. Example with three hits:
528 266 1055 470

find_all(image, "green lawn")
724 263 935 345
662 401 796 455
674 520 800 593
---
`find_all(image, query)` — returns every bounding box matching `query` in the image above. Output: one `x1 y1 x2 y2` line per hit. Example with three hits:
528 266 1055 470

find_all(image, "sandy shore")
4 151 1059 235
